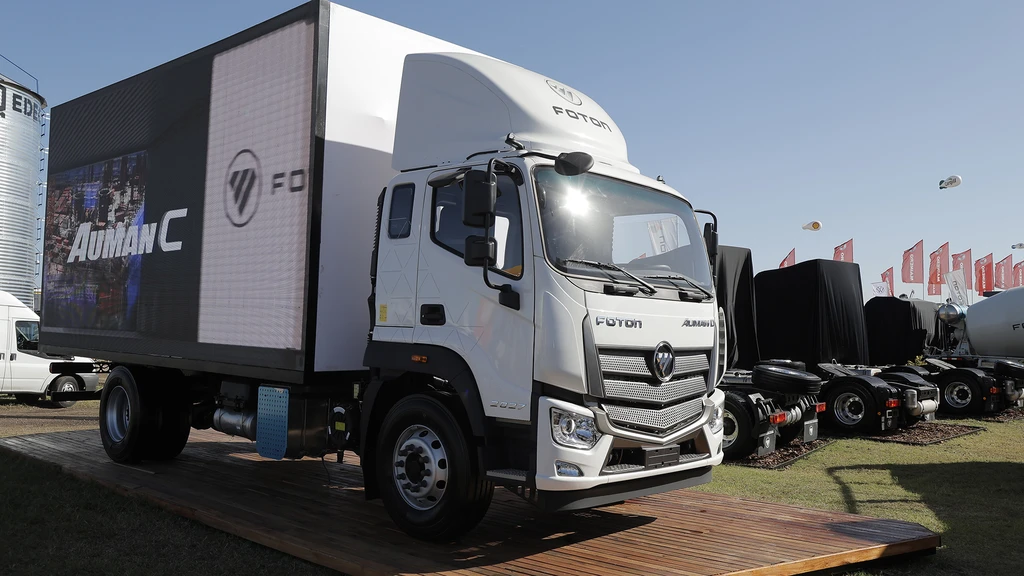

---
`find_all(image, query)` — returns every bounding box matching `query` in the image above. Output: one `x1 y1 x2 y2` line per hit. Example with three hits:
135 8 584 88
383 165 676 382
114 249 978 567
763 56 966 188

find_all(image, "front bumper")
534 390 724 496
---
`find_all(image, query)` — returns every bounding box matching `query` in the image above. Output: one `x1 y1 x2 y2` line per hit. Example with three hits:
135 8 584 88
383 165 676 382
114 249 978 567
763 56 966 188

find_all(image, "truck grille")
596 347 712 435
603 398 704 434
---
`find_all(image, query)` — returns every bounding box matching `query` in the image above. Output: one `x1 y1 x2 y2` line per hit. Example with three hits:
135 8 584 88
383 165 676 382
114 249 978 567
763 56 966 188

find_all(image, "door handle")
420 304 446 326
9 353 15 361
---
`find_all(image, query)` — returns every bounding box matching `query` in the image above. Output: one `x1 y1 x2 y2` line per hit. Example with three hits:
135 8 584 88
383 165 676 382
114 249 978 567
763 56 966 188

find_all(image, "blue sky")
5 0 1022 302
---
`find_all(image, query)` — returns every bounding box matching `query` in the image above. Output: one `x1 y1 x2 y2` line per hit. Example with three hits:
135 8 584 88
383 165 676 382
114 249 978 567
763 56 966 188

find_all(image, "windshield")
534 166 713 291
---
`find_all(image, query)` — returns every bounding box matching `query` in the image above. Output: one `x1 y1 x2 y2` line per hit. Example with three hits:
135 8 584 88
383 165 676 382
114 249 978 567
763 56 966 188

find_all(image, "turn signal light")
990 387 1000 395
411 355 428 363
769 412 787 425
815 402 826 413
885 398 900 408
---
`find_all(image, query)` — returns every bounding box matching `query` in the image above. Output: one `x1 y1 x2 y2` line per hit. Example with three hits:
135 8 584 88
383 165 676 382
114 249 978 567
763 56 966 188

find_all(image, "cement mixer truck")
920 287 1024 415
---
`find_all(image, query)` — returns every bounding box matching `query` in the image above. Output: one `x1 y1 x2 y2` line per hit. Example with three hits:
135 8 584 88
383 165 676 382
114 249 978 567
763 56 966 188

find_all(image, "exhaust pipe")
1004 381 1024 403
212 408 258 441
904 389 939 417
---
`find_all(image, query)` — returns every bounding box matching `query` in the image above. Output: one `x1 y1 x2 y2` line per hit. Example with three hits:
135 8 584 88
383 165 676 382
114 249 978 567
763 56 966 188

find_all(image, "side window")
432 174 524 279
15 321 39 351
387 184 415 239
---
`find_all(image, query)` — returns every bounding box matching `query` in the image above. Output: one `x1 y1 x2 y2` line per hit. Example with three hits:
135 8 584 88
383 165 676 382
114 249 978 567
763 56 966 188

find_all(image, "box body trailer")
41 0 732 540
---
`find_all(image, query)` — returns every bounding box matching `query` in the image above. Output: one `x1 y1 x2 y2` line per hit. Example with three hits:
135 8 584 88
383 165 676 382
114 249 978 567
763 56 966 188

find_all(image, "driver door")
414 168 535 421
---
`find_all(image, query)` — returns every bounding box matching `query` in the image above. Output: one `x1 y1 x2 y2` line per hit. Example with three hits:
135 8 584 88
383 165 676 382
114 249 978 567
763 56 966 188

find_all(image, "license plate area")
644 445 680 469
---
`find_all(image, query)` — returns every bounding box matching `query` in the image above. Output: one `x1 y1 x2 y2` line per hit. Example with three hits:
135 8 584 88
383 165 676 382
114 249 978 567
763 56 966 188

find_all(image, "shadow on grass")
827 462 1024 575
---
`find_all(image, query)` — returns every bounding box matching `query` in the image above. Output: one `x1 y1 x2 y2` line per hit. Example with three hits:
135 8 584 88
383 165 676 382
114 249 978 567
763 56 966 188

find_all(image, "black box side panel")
865 297 940 365
39 2 321 376
715 245 760 369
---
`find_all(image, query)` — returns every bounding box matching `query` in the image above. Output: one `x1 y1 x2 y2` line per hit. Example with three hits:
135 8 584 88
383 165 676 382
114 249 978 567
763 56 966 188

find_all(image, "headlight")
710 405 724 435
551 407 602 450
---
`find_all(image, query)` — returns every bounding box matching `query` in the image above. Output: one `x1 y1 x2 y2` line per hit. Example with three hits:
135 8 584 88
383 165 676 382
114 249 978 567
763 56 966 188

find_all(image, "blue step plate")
257 386 289 460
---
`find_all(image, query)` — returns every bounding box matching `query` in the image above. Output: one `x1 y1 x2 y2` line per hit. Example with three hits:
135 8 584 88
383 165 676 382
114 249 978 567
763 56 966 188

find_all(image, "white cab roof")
393 52 636 174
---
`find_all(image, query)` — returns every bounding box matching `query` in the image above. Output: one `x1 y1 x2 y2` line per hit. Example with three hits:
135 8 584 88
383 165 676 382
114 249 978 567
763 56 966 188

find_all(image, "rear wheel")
46 376 80 409
99 367 155 463
149 383 192 461
937 372 982 415
376 394 492 542
823 382 878 434
722 392 756 459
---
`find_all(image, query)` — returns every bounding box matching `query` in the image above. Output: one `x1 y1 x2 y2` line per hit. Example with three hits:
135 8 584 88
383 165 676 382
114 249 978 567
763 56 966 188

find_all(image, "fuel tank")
964 287 1024 357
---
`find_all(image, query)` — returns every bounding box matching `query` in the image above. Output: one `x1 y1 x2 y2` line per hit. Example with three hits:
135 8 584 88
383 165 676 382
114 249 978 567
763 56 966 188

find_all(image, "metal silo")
0 75 46 307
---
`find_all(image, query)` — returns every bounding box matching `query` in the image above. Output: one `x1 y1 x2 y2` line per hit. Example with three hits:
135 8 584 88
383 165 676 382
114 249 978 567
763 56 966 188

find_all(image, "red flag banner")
937 242 950 276
1014 262 1024 288
995 255 1013 289
928 246 942 288
780 248 795 268
975 253 993 294
834 239 853 262
952 249 972 290
881 267 894 296
903 240 924 283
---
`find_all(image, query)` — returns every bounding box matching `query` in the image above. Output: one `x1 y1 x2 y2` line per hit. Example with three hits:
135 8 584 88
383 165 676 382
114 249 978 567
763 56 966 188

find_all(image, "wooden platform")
0 429 940 576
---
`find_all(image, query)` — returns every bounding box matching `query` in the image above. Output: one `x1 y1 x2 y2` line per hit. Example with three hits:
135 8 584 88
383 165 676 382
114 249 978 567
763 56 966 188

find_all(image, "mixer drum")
964 287 1024 357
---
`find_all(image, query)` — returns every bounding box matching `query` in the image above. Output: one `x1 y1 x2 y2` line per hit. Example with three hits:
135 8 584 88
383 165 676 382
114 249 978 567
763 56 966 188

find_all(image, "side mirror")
464 235 496 267
703 221 718 264
554 151 594 176
462 170 496 228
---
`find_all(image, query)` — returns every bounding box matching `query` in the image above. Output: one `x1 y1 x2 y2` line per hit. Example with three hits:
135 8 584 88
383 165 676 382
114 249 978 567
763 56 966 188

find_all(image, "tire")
823 381 878 434
376 394 493 542
722 392 757 459
937 371 983 415
148 383 192 461
45 376 80 409
751 364 822 395
756 359 807 372
99 367 157 464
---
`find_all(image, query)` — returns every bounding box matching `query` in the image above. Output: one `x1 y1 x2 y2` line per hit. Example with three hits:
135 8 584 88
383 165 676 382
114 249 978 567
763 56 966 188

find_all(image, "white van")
0 291 100 408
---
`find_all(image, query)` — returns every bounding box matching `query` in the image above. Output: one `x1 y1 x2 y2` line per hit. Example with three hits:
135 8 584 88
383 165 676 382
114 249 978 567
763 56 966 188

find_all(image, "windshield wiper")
561 258 657 295
643 274 714 300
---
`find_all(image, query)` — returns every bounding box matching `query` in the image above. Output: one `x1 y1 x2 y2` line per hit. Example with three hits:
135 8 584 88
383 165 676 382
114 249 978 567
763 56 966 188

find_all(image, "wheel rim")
944 381 973 409
392 424 449 511
105 385 131 443
60 381 77 393
833 392 865 426
722 409 739 448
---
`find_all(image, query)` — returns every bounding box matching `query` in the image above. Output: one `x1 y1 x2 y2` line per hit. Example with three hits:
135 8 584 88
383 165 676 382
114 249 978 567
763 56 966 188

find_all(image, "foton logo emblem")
596 316 642 329
225 150 261 227
546 79 583 106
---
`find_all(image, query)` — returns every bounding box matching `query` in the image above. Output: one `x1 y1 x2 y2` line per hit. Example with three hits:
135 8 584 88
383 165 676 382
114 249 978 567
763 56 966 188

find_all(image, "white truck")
924 288 1024 414
0 290 99 408
37 0 806 541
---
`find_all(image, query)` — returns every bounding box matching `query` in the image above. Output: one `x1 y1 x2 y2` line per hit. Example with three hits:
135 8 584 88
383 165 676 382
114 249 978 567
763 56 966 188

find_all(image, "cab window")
15 321 39 351
431 174 524 279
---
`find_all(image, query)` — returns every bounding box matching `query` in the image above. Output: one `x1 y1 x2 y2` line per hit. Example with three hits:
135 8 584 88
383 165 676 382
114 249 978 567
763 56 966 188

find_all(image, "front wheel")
721 392 756 459
376 394 492 542
99 367 155 463
823 383 878 434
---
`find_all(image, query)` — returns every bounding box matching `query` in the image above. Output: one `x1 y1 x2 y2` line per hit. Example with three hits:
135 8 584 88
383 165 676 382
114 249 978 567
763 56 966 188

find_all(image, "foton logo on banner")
66 209 188 263
223 149 307 227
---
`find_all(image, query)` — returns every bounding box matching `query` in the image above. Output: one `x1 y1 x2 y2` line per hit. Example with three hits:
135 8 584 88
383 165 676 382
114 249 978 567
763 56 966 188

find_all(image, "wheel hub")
945 382 972 409
104 385 131 444
834 392 865 426
722 410 738 447
392 424 449 511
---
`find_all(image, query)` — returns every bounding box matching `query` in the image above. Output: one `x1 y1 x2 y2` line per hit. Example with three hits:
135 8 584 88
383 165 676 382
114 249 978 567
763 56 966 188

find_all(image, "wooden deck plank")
0 429 939 576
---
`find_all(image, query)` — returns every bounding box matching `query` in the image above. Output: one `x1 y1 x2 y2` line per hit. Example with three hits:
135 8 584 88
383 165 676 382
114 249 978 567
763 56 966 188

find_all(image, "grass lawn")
1 395 1022 575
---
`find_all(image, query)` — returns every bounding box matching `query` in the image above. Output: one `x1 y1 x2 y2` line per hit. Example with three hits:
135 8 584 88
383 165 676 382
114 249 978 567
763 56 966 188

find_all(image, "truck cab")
0 291 99 407
360 53 726 532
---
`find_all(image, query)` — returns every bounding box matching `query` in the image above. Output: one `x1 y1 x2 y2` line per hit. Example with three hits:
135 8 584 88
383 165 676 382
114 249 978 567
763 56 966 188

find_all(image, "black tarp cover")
753 259 870 367
863 297 941 365
715 245 760 370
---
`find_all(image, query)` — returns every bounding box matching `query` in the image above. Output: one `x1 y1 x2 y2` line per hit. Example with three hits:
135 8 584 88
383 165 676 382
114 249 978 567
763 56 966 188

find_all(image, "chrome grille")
603 375 706 405
603 398 704 433
598 352 709 378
